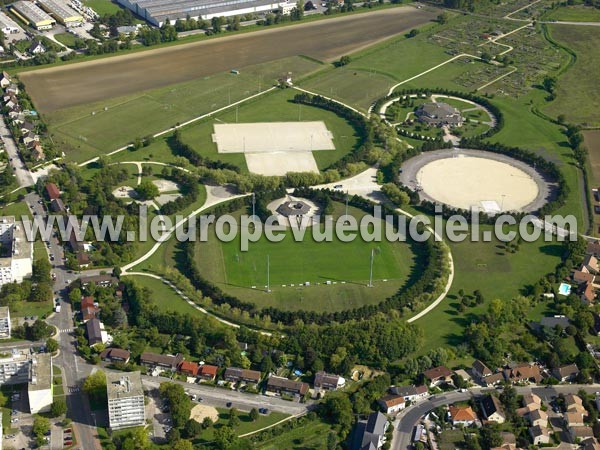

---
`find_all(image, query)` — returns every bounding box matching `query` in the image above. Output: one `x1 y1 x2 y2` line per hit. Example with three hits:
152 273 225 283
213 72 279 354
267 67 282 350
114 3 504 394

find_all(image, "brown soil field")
20 7 437 113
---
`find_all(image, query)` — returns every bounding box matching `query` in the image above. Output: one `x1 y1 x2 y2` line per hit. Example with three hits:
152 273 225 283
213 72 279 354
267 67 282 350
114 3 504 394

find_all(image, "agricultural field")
544 4 600 22
584 130 600 235
256 419 334 449
19 6 437 112
45 57 324 162
544 24 600 127
195 203 424 313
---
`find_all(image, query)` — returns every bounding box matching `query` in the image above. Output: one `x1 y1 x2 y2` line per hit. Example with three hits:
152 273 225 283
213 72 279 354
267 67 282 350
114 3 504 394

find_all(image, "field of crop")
544 4 600 22
20 7 437 112
46 57 324 162
544 24 600 127
195 203 423 313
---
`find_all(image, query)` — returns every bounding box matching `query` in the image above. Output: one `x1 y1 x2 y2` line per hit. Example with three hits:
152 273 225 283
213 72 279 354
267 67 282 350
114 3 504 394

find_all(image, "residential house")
79 275 118 287
6 84 18 96
390 385 429 403
76 252 90 268
178 361 199 377
81 305 98 322
504 364 542 384
378 394 405 415
540 315 570 330
223 367 261 385
552 364 579 382
579 281 596 304
314 371 345 393
50 198 65 213
565 412 585 427
530 409 548 428
423 366 454 387
530 425 550 445
19 122 35 134
45 183 60 200
28 40 45 54
86 318 102 345
483 372 506 387
140 352 183 372
30 142 44 161
350 411 388 450
449 405 477 426
415 102 463 127
570 426 594 442
480 395 506 424
582 255 599 274
586 241 600 257
100 348 131 364
472 360 493 379
565 394 586 413
198 364 218 381
0 71 10 88
266 375 309 397
573 270 595 284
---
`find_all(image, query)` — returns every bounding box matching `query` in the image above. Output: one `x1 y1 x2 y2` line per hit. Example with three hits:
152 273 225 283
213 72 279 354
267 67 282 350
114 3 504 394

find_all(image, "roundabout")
399 149 553 213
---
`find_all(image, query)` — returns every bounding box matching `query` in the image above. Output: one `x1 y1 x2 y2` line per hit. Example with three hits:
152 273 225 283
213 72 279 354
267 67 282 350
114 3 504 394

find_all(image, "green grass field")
545 4 600 22
124 274 201 316
195 203 423 312
544 24 600 127
255 419 333 449
54 33 78 48
46 57 324 162
83 0 126 15
196 408 289 442
415 227 563 353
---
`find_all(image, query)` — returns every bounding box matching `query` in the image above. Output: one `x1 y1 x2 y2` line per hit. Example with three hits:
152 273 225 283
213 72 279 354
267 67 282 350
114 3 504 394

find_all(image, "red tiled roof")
199 365 218 377
46 183 60 200
179 361 199 376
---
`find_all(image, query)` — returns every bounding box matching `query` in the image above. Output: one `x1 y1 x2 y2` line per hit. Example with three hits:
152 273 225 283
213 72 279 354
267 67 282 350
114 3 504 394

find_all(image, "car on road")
259 408 269 414
226 402 232 407
334 184 343 189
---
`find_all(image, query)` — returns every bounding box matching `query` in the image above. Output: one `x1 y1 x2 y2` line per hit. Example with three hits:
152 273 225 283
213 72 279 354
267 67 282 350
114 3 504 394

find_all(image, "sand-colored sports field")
190 404 219 424
416 155 539 211
213 121 334 153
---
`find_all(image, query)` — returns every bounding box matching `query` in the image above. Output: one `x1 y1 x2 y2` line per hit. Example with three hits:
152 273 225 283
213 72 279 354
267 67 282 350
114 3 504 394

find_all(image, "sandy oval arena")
400 149 552 213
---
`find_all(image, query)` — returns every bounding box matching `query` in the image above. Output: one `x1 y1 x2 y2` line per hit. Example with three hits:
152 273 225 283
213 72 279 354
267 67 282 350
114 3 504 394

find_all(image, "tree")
437 12 449 24
173 440 194 450
407 29 420 38
50 399 67 417
0 392 6 408
167 427 181 443
212 16 224 33
320 392 353 432
481 52 493 63
249 408 259 422
46 338 59 354
83 370 107 402
228 407 240 427
135 179 159 200
202 416 214 429
184 418 203 438
33 415 50 438
214 426 238 450
337 55 351 66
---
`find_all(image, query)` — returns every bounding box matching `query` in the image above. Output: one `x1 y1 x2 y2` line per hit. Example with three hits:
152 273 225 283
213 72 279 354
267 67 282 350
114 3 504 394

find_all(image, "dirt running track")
20 7 437 112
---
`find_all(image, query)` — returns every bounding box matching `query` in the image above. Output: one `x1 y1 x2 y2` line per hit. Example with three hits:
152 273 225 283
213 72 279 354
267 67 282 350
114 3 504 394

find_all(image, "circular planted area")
196 203 424 313
400 149 549 213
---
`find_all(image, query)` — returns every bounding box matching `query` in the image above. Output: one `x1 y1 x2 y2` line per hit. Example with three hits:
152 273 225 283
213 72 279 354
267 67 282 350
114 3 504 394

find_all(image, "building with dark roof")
266 375 309 397
277 200 311 217
480 394 506 423
86 318 102 345
552 364 579 382
314 371 344 393
100 348 131 364
390 385 429 402
423 366 453 387
350 411 389 450
472 360 493 379
140 352 183 371
415 102 463 127
224 367 261 384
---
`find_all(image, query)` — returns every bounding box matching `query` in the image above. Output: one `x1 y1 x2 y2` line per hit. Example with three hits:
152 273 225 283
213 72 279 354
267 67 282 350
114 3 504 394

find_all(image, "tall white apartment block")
107 371 145 430
0 217 33 287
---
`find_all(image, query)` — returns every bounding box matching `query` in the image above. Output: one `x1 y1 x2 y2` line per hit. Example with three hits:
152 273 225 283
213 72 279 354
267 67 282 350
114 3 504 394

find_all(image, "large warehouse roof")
38 0 83 23
12 1 55 26
119 0 288 24
0 11 22 32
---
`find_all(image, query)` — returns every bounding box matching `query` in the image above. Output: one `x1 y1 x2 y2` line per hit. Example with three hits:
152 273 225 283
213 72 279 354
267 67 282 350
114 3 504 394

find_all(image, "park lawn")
125 274 201 316
0 200 30 219
255 418 333 450
415 226 563 354
438 429 466 450
195 203 424 313
46 56 324 162
178 88 361 172
544 24 600 127
54 33 78 48
488 92 585 226
83 0 124 15
301 67 395 112
544 4 600 22
196 409 288 442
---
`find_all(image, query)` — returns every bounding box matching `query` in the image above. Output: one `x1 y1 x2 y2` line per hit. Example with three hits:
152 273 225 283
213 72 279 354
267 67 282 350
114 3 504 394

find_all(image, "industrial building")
0 217 33 287
28 353 53 414
107 371 145 430
0 307 10 339
0 11 23 35
37 0 83 27
11 1 56 30
116 0 294 27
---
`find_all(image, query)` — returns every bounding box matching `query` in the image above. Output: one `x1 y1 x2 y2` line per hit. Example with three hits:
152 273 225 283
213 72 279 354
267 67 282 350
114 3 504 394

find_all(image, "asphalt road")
0 115 34 188
391 385 600 450
20 6 438 112
142 376 312 416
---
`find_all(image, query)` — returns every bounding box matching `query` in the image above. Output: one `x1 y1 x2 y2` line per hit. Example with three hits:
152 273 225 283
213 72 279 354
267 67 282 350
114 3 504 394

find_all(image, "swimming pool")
558 283 572 296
